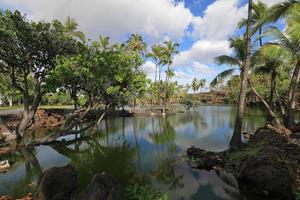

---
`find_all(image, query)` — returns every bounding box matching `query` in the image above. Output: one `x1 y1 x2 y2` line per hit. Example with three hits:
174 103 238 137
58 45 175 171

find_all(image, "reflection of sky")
0 106 265 199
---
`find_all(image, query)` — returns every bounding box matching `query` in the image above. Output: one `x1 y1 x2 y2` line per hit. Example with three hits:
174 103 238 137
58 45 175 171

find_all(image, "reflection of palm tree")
50 137 137 191
148 118 183 190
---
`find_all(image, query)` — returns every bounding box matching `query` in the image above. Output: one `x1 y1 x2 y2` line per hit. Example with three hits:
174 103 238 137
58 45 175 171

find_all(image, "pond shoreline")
187 128 300 200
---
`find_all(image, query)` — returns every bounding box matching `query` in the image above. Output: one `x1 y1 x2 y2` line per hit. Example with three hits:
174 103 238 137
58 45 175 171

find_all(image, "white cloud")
173 40 231 66
141 61 156 75
2 0 194 41
191 0 247 41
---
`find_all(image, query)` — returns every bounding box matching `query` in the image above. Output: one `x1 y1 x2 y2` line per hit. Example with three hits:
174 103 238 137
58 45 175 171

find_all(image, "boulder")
187 147 224 169
0 160 10 171
37 165 77 200
76 172 122 200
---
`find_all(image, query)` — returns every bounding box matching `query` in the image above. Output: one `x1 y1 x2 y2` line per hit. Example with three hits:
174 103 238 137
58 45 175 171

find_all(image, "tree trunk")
162 66 170 114
155 63 158 82
285 60 300 127
0 93 3 106
266 71 276 122
259 26 263 47
7 96 13 107
230 0 252 149
269 71 276 107
16 76 42 138
249 80 281 126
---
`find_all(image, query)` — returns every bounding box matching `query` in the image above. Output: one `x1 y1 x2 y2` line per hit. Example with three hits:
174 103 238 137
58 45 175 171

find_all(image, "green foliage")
125 183 168 200
180 95 193 110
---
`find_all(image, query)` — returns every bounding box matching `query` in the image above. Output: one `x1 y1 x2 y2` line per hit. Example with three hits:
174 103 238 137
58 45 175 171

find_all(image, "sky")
0 0 285 88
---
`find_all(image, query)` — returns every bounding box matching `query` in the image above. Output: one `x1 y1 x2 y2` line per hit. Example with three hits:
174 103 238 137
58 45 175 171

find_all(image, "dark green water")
0 106 266 199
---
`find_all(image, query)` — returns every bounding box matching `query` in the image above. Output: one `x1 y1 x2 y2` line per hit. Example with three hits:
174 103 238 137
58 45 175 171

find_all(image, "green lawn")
0 105 74 110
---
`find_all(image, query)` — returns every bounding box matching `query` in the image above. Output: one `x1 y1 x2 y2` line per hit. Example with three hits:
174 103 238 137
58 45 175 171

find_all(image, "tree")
63 16 85 42
260 0 300 127
199 79 206 92
210 37 246 88
147 45 164 82
127 33 147 54
46 53 92 110
238 1 268 46
231 0 253 148
0 10 77 138
191 78 200 94
161 40 179 114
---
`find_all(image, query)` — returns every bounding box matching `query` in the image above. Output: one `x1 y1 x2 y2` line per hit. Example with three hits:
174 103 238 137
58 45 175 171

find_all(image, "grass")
0 105 74 111
229 141 265 161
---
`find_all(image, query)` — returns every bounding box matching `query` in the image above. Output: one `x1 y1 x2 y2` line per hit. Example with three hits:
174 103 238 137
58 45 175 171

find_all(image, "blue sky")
0 0 284 88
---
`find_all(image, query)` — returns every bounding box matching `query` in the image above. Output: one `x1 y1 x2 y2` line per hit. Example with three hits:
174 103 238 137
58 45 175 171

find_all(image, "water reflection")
0 106 266 199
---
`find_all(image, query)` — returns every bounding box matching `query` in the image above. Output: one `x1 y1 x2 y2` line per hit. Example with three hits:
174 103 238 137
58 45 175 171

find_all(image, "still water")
0 106 266 199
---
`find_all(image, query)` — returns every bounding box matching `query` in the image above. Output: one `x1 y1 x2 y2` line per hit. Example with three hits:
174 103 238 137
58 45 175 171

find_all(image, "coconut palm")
147 45 164 82
238 1 268 46
191 78 200 94
64 16 85 41
210 37 246 88
252 45 290 108
260 1 300 127
199 79 206 92
127 33 147 54
231 0 253 148
161 40 179 114
256 0 300 27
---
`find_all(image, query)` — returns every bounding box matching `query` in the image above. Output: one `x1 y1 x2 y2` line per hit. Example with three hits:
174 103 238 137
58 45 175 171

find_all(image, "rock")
37 165 77 200
0 195 12 200
76 172 122 200
235 130 297 200
0 160 10 171
187 147 224 169
242 132 252 140
214 167 240 200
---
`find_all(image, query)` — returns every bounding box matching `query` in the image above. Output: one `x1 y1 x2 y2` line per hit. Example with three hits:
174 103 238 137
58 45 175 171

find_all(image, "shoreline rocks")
187 128 300 200
36 165 122 200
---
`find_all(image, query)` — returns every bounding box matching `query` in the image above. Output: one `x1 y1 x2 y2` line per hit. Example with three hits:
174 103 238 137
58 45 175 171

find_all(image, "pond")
0 105 266 199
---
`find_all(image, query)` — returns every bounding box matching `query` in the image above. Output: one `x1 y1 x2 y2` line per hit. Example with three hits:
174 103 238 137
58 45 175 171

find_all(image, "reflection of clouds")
151 159 235 200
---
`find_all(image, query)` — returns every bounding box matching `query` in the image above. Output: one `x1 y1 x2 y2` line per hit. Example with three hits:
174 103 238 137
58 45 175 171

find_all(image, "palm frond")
215 55 241 67
256 0 299 28
265 27 300 56
210 68 238 87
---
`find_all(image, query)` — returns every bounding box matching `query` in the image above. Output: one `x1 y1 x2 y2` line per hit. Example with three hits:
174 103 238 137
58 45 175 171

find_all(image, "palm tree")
161 40 179 114
64 16 85 41
231 0 253 148
238 1 268 46
99 36 110 51
199 79 206 92
259 0 300 127
210 37 246 88
191 78 200 94
127 33 147 54
147 45 164 82
252 45 289 108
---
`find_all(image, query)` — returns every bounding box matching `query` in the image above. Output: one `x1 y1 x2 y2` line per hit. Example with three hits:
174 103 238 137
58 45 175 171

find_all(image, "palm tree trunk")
259 26 263 47
286 60 300 127
155 63 158 82
162 66 170 114
269 71 276 107
231 0 253 149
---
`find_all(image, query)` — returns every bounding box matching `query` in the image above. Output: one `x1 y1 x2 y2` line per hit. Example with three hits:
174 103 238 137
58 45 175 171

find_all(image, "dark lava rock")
76 172 122 200
187 147 224 169
37 164 77 200
234 129 299 200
